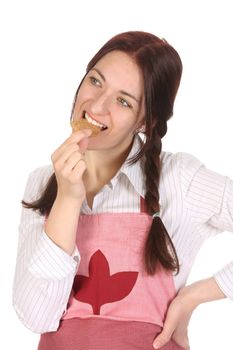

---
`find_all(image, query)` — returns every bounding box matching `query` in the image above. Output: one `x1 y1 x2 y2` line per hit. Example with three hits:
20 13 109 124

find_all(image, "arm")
179 276 226 304
44 128 92 255
154 153 233 349
179 153 233 300
12 166 80 334
13 130 92 333
44 194 82 255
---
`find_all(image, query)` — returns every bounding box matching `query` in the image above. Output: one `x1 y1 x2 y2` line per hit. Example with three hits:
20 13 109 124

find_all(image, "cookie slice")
70 119 101 137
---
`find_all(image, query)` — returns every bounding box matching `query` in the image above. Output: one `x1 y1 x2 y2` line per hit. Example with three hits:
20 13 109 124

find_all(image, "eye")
89 76 102 87
117 97 132 108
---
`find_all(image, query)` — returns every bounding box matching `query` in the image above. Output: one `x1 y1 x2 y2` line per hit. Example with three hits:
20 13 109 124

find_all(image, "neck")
84 139 134 189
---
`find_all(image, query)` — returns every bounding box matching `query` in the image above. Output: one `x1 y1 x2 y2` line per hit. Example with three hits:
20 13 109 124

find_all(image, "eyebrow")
91 67 140 104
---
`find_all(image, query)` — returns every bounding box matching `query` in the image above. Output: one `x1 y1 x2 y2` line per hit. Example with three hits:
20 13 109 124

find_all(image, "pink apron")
38 198 185 350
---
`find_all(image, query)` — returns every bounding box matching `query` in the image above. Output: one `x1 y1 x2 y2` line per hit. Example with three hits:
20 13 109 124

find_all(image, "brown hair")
22 31 182 275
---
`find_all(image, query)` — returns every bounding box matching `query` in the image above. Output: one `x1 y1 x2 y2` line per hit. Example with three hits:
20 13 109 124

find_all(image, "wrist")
178 277 226 309
176 284 200 310
56 191 84 207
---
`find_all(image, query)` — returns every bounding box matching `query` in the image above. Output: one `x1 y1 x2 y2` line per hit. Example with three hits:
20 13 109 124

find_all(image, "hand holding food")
51 129 92 201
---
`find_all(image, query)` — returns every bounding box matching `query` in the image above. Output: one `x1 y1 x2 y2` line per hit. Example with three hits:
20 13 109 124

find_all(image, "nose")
89 92 111 116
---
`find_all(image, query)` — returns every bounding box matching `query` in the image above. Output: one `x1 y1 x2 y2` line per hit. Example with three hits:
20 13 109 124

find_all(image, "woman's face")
73 50 145 151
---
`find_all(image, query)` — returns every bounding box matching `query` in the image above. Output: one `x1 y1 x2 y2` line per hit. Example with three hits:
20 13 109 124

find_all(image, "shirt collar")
110 134 146 198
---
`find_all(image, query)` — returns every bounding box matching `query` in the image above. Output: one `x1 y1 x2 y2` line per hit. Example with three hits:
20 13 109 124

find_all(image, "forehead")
93 51 144 96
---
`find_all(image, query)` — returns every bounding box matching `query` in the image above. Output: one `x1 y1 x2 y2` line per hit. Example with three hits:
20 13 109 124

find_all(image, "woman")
13 31 233 350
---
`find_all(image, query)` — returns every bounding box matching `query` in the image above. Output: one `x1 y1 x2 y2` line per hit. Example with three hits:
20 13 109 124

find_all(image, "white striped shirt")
12 134 233 333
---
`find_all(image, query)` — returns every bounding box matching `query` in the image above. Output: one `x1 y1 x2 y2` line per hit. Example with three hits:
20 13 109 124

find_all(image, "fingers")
53 143 88 183
172 330 190 350
51 129 92 183
69 159 87 182
49 129 92 200
63 151 85 175
53 143 81 171
60 158 87 183
51 129 92 163
153 323 175 349
153 309 178 349
153 301 191 349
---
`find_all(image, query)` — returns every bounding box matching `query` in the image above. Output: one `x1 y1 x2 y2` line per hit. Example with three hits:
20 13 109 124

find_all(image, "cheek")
111 107 138 130
76 87 93 103
76 80 101 104
73 88 97 117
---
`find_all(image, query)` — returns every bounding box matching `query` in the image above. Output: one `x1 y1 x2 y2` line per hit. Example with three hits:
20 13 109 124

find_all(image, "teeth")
84 112 107 130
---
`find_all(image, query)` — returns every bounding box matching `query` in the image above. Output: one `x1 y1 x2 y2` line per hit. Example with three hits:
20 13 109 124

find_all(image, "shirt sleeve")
12 165 81 333
178 152 233 300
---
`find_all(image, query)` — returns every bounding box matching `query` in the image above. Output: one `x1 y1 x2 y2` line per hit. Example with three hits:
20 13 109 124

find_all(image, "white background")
0 0 233 349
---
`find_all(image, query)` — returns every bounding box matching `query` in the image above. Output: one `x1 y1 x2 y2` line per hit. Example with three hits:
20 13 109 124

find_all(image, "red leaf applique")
73 249 138 315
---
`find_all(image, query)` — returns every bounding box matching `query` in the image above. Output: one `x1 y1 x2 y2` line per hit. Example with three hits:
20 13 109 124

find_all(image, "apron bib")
38 198 184 350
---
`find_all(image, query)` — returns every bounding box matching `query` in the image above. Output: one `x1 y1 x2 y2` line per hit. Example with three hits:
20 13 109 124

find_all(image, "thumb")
79 136 90 154
153 323 174 349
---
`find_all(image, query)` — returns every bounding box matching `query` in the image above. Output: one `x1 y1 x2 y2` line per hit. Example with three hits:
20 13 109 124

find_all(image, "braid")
143 127 180 275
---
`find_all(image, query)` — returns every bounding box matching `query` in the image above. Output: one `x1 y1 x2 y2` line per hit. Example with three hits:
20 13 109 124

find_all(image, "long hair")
22 31 182 275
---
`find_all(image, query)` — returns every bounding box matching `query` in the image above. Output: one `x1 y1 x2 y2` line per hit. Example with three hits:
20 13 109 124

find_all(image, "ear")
134 115 146 132
134 122 145 134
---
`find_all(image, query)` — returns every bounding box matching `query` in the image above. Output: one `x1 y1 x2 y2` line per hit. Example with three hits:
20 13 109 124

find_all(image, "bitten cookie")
70 119 101 137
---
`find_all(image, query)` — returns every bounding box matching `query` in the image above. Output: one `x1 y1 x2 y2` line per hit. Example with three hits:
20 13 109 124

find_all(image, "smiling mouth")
82 111 108 131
